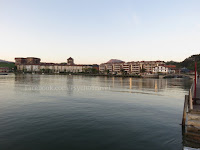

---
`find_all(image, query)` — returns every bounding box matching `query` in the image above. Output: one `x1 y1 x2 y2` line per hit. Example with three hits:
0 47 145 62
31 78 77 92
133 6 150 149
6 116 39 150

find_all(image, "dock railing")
189 80 194 110
182 79 195 127
182 95 189 126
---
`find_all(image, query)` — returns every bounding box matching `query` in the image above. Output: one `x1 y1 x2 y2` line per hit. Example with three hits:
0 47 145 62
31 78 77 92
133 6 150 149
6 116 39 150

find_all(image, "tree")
141 68 146 73
91 68 98 74
120 69 125 75
106 69 110 74
41 69 45 73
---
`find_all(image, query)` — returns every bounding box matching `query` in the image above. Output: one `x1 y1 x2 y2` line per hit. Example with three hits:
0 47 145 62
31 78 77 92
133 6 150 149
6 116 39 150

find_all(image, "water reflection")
129 78 132 90
15 74 41 85
66 75 74 95
13 75 193 97
155 80 158 92
14 74 41 94
98 77 192 95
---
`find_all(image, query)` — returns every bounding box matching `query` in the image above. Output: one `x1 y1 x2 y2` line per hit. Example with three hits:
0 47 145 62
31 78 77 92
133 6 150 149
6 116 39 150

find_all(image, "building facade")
153 65 175 74
0 67 9 73
15 57 97 73
99 61 165 74
153 66 169 74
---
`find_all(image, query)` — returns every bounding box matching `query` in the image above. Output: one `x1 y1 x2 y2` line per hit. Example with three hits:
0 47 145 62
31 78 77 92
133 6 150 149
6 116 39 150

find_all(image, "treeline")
166 54 200 72
0 62 15 69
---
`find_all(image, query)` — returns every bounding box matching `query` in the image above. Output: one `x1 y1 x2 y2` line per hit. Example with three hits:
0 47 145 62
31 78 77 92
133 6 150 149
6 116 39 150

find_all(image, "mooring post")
194 62 197 98
189 89 193 110
182 95 189 127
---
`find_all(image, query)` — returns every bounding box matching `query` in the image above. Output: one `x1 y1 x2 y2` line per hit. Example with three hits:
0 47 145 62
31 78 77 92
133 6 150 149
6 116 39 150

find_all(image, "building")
153 65 175 74
122 63 130 73
99 60 165 74
99 64 106 72
15 57 97 73
165 65 176 74
105 63 113 73
15 58 27 65
26 57 41 64
130 62 140 74
113 63 122 74
153 66 169 74
15 57 40 65
0 67 9 73
67 57 74 65
140 61 165 73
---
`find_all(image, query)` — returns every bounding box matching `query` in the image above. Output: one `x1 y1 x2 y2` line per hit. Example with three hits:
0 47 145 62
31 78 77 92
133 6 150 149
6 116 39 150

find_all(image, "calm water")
0 74 192 150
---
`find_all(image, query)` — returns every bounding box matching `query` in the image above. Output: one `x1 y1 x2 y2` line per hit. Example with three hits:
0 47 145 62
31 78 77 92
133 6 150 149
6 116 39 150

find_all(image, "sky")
0 0 200 64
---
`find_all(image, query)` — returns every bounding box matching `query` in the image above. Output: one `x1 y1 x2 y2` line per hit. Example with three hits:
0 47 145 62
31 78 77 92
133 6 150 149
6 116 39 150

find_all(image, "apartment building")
99 64 106 72
113 63 122 73
130 62 140 74
99 60 165 74
122 63 130 73
140 61 165 73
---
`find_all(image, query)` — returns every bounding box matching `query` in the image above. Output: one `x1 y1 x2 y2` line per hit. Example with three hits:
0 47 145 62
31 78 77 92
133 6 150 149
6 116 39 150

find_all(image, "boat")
0 73 8 75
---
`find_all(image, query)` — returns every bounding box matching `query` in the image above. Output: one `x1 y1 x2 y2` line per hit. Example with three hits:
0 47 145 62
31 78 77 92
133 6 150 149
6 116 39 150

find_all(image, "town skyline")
1 53 199 64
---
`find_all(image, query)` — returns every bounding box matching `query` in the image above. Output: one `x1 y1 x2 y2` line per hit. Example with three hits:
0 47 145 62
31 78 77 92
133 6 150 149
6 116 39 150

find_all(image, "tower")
67 57 74 65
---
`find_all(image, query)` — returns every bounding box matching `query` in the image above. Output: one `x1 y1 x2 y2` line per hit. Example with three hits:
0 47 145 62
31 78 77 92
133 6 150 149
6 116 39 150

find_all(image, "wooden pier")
182 76 200 149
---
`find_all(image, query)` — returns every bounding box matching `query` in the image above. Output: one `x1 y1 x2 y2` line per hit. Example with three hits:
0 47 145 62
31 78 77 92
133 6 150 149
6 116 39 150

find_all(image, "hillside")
0 62 15 69
0 59 13 63
166 54 200 72
107 59 125 63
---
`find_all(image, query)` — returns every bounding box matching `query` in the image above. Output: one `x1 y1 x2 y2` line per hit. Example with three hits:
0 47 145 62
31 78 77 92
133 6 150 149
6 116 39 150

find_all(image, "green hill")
0 62 15 69
166 54 200 72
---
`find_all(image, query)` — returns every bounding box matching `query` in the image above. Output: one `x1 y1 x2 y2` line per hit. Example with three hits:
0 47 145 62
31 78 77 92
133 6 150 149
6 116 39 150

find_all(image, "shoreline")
14 72 143 78
12 72 194 79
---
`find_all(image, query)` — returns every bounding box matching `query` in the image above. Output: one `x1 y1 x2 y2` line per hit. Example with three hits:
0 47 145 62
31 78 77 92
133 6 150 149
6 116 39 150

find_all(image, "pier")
182 72 200 148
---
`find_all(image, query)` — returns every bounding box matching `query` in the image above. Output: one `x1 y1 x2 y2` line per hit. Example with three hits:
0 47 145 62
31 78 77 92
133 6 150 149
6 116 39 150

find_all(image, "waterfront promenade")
182 77 200 149
196 79 200 103
191 79 200 110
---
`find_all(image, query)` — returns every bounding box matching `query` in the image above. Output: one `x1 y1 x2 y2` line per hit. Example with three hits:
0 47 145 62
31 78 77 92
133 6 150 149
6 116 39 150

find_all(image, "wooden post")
182 95 189 127
189 89 193 110
195 62 197 98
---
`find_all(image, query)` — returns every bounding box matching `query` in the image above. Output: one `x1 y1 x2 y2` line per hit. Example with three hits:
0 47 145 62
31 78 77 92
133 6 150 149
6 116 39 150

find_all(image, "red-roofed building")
0 67 9 73
165 65 176 69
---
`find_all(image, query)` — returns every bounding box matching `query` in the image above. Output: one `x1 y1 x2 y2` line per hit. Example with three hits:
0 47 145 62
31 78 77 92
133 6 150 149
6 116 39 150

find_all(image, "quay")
182 70 200 148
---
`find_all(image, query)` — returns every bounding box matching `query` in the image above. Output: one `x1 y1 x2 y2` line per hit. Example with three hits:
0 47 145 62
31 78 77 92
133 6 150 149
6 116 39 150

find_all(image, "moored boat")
0 73 8 75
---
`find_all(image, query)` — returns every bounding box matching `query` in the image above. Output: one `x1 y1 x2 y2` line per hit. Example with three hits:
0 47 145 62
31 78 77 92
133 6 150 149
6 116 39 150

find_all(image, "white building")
153 66 169 74
15 57 93 73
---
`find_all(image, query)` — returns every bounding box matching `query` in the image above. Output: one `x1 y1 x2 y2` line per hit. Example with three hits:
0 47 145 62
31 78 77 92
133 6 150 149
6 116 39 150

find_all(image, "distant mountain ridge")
0 59 14 63
107 59 125 63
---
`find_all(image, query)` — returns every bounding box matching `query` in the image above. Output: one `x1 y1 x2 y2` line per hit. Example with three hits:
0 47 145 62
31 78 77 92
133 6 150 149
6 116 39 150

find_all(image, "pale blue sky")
0 0 200 64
